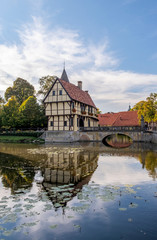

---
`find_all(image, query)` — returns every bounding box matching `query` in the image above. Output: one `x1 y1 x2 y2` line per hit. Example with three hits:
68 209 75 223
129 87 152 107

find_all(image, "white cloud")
92 155 153 185
0 17 156 112
71 70 157 112
0 17 118 94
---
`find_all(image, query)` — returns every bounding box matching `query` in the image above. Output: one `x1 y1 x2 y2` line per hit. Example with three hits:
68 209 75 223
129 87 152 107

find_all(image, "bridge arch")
79 129 152 143
102 133 133 148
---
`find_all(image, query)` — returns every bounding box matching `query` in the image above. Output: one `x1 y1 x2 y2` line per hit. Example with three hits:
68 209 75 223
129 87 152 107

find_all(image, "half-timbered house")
44 69 98 131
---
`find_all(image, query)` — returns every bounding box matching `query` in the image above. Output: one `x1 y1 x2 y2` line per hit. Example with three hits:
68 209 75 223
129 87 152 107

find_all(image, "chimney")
78 81 82 90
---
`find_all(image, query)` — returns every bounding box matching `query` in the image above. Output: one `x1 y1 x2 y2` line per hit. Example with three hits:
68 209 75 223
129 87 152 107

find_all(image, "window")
59 90 62 95
72 102 75 109
52 91 55 96
88 106 92 113
81 104 85 112
70 117 73 127
64 121 67 127
88 119 90 127
50 121 53 127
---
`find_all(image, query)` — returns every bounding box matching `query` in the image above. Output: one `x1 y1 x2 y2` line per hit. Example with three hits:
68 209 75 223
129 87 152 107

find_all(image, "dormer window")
52 91 55 96
59 90 62 95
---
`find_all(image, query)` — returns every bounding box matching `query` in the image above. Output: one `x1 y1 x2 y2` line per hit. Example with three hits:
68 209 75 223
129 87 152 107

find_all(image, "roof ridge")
112 112 121 125
60 79 96 108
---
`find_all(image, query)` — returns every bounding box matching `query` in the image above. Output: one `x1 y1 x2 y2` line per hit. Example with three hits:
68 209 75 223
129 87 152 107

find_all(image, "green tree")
97 108 102 114
0 96 5 106
19 96 45 128
0 96 5 128
132 93 157 123
37 75 57 96
1 96 19 128
5 78 35 105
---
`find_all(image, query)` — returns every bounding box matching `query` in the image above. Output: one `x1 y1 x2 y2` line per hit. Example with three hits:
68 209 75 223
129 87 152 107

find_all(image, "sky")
0 0 157 113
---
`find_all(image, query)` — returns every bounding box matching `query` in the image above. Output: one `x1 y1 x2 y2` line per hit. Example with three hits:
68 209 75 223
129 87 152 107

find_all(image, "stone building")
44 69 98 131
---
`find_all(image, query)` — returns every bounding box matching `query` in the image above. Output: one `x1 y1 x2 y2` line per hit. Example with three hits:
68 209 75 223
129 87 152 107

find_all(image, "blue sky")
0 0 157 112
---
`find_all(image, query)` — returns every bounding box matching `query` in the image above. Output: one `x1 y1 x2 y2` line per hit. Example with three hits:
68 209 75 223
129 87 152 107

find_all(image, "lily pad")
129 203 138 208
119 208 127 211
50 224 58 229
73 224 81 228
24 204 34 210
22 221 38 227
54 203 62 208
2 230 13 236
3 213 17 223
14 208 23 213
13 204 22 208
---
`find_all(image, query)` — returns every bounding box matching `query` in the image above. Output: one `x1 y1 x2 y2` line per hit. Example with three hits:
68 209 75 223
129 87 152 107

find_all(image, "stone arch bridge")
43 126 153 143
79 126 152 142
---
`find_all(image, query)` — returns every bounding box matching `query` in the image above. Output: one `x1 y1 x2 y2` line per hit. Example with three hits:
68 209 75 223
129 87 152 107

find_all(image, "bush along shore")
0 131 45 143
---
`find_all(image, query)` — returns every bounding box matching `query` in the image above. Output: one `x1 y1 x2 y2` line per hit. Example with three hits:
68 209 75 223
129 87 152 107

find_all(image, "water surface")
0 142 157 240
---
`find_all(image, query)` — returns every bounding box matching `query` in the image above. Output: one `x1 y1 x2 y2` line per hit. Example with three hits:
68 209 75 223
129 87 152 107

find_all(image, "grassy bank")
0 135 44 143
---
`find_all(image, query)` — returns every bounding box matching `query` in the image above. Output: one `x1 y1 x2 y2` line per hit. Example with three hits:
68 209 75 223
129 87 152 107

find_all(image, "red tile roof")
60 79 96 108
98 111 140 127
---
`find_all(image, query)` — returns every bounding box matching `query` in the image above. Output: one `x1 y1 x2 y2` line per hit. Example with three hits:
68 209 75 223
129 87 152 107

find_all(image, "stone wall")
152 132 157 144
43 131 80 142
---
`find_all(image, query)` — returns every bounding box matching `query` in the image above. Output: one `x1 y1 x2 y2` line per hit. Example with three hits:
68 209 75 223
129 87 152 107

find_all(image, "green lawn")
0 135 44 143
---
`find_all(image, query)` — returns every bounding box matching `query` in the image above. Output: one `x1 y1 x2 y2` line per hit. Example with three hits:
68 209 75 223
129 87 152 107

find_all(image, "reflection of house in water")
42 149 99 208
43 149 99 184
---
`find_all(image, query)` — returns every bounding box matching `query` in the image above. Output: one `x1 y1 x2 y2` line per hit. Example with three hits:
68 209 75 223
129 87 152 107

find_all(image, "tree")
132 93 157 123
97 108 102 114
146 93 157 122
0 96 5 128
0 96 5 106
37 75 57 97
19 96 45 128
5 78 35 105
1 96 19 128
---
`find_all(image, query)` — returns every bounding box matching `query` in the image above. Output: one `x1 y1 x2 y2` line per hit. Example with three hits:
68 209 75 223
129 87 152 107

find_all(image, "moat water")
0 140 157 240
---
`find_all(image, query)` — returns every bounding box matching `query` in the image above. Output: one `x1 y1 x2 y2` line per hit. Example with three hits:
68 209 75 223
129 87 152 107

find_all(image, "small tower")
61 68 69 82
128 104 131 111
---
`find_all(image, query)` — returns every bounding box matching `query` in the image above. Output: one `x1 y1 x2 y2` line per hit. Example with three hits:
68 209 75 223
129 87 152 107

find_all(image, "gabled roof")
43 77 96 108
61 69 69 82
98 111 140 127
60 79 96 108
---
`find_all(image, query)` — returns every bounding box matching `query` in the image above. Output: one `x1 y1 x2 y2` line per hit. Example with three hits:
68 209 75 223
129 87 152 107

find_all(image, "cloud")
92 155 152 185
71 70 157 112
0 17 156 112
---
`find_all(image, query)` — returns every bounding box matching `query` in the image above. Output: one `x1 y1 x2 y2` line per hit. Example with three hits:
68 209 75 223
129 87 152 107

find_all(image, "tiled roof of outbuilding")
60 79 96 108
98 111 140 127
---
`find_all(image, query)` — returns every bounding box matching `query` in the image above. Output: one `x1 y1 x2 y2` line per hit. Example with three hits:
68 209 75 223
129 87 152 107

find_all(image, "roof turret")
61 68 69 82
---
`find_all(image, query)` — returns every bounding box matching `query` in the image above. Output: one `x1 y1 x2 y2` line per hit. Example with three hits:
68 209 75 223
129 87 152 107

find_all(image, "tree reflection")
0 152 35 194
138 152 157 180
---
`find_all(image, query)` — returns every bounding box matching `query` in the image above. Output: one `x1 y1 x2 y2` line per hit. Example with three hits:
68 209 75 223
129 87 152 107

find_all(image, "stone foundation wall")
43 131 80 143
152 132 157 144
